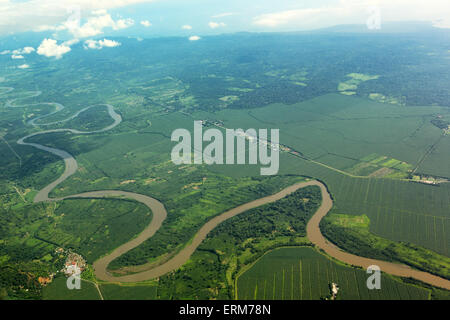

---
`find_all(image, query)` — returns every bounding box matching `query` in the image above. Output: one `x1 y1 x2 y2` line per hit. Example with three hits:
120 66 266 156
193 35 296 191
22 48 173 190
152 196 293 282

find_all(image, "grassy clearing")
338 73 379 95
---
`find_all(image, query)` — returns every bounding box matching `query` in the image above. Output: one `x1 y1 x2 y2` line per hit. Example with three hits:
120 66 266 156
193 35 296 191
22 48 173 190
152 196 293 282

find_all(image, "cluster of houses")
37 249 87 287
63 252 86 276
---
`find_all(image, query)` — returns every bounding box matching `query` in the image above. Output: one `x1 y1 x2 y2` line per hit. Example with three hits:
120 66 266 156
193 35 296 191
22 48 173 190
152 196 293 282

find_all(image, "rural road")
6 86 450 290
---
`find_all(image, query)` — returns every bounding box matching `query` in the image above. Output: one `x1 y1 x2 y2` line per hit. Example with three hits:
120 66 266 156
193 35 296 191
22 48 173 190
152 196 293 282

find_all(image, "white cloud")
6 47 36 55
433 19 450 29
253 7 342 28
0 1 156 35
212 12 236 18
92 9 108 16
252 0 450 30
62 39 80 46
33 24 67 32
189 35 201 41
83 38 121 50
2 46 35 59
18 64 30 69
182 25 192 30
37 38 71 59
140 20 152 27
209 21 226 29
115 18 134 30
20 47 35 54
64 13 134 38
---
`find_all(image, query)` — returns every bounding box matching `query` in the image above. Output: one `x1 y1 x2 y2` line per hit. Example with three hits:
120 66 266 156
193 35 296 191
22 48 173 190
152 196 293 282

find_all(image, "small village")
37 248 87 287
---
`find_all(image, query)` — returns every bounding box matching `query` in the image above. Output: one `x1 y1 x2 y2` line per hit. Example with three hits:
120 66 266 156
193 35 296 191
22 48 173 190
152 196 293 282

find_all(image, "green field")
99 283 157 300
237 247 430 300
42 277 101 300
275 154 450 258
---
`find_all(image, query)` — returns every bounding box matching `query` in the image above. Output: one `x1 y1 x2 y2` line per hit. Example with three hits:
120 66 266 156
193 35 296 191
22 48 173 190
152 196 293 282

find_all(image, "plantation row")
237 248 430 300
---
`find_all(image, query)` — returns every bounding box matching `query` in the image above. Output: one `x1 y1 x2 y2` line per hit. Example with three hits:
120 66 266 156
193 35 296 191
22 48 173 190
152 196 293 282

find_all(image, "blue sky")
0 0 449 60
112 0 335 35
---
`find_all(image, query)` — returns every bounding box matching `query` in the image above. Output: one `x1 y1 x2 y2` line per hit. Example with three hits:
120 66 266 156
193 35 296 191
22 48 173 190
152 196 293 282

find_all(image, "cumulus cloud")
208 21 226 29
19 47 35 54
140 20 152 27
37 38 71 59
64 13 134 38
2 46 35 59
182 25 192 30
18 64 30 69
188 35 201 41
83 38 121 50
3 47 35 55
0 1 156 35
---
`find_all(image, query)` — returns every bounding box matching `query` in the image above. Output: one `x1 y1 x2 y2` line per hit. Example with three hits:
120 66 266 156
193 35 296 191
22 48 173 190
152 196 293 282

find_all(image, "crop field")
277 154 450 257
196 93 450 175
42 277 101 300
236 247 430 300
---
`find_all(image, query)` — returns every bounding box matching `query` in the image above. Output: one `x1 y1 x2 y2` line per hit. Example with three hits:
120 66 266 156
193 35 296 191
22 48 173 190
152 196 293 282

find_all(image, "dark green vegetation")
237 247 430 300
156 186 321 299
1 28 450 299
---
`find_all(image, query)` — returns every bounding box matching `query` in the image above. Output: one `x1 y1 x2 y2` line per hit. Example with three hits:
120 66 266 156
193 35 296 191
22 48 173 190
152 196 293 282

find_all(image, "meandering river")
3 87 449 290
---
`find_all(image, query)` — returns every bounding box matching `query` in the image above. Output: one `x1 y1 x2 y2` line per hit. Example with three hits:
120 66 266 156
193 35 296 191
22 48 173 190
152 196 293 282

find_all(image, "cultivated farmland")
236 247 430 300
